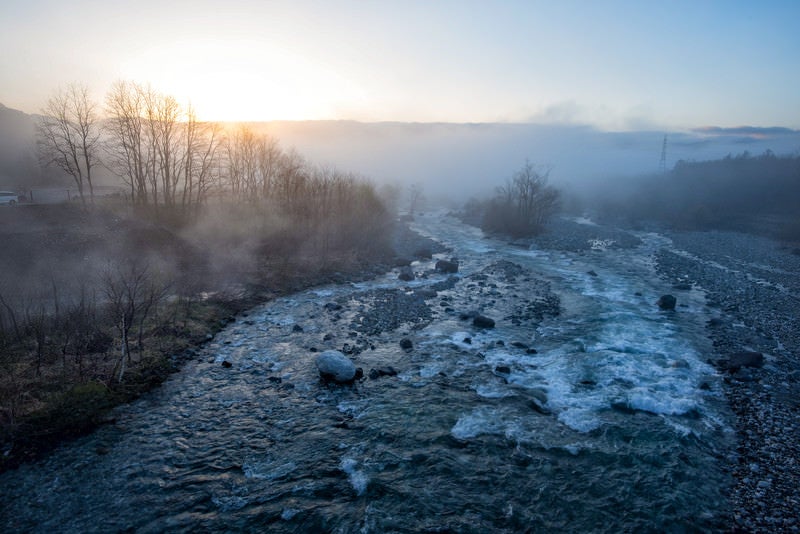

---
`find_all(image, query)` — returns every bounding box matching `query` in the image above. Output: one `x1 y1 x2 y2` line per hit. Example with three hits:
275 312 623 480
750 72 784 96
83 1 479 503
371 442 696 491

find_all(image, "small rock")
727 351 765 370
292 324 304 332
399 338 413 350
369 366 398 379
398 266 415 281
472 315 496 328
221 360 233 368
511 341 529 349
587 270 598 277
435 259 459 273
462 337 472 344
324 302 342 312
657 294 677 310
495 365 511 374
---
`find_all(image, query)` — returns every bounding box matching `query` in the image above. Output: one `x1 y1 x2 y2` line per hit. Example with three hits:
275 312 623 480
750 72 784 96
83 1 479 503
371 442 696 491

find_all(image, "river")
0 212 733 532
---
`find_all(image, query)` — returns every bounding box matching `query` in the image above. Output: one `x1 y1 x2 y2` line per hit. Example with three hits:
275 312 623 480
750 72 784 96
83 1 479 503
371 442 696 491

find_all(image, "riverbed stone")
473 315 496 328
726 351 765 371
399 338 413 350
315 350 357 383
657 294 677 310
435 259 459 273
398 265 414 281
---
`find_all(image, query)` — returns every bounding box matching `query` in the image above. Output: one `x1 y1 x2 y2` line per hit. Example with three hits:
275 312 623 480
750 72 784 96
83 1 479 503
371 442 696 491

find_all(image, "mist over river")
0 212 733 532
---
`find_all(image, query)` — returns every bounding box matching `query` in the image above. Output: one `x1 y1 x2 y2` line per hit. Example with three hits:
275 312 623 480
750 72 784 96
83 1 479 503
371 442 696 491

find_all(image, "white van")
0 191 19 205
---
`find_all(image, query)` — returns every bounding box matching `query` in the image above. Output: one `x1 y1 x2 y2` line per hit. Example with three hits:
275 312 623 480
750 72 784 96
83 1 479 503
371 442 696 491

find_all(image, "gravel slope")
656 231 800 532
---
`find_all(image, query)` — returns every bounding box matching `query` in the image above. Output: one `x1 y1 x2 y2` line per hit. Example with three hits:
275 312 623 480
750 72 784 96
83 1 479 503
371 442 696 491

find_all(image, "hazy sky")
1 0 798 129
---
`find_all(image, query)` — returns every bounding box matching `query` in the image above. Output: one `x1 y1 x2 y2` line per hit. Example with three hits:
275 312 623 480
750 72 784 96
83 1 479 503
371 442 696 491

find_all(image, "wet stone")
472 315 496 329
657 294 677 310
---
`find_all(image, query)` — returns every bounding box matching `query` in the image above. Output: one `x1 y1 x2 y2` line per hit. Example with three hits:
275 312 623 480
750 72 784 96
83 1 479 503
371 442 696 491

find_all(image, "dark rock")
726 351 764 371
634 292 643 297
315 350 357 383
369 366 398 379
526 348 538 355
354 368 364 380
413 246 433 259
268 376 282 384
323 333 334 341
579 379 597 386
511 341 529 349
472 315 496 328
657 294 677 310
587 270 598 277
529 389 550 414
495 365 511 374
673 283 693 290
435 259 459 273
414 288 437 298
707 317 725 328
398 265 415 281
324 302 342 311
462 337 472 344
221 360 233 368
399 338 413 350
292 324 304 332
496 340 505 346
459 310 478 320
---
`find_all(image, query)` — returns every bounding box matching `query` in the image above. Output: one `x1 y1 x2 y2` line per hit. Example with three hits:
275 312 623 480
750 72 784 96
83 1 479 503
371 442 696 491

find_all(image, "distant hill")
0 102 42 187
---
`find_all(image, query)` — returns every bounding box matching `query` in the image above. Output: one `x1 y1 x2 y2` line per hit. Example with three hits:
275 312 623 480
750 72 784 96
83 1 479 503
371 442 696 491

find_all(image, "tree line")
593 150 800 238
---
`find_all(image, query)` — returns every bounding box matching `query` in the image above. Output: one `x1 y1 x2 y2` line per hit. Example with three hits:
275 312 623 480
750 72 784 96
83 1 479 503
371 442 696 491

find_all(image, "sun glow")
119 39 364 121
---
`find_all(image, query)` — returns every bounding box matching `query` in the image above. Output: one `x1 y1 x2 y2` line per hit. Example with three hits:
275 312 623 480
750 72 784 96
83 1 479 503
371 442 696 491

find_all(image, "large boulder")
435 259 459 274
657 294 677 310
315 350 357 383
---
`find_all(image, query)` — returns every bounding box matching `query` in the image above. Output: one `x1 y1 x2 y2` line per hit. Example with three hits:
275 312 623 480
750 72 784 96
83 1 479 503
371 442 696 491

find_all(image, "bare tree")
484 160 560 236
105 80 151 206
182 105 223 212
37 84 101 207
102 260 167 382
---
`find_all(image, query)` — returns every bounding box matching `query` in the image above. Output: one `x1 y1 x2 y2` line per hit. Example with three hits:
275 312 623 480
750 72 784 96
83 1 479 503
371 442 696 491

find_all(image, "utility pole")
659 134 668 174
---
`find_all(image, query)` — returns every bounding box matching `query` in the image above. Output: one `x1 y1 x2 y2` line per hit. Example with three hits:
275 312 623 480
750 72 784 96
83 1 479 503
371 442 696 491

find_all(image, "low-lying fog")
256 121 800 201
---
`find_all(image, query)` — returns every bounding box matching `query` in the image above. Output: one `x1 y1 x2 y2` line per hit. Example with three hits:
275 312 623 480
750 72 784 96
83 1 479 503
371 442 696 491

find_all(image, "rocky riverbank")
656 231 800 532
0 219 445 474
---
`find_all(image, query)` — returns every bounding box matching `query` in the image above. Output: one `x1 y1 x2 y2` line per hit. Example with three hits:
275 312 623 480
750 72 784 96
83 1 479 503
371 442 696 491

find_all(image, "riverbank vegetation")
460 160 561 237
590 151 800 241
1 82 396 471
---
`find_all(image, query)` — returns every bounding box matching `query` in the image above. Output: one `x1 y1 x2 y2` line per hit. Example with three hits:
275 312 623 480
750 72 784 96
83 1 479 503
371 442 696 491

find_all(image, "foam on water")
340 457 369 496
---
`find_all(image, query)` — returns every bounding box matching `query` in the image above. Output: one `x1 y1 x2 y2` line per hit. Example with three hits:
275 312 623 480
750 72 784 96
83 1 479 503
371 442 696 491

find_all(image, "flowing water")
1 213 733 532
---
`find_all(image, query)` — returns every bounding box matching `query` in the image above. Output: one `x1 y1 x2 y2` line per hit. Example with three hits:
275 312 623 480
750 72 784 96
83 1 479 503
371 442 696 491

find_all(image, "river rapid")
1 213 733 532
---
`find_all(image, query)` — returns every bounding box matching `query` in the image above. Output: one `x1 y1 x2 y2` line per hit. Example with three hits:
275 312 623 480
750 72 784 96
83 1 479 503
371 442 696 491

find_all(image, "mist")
253 120 800 202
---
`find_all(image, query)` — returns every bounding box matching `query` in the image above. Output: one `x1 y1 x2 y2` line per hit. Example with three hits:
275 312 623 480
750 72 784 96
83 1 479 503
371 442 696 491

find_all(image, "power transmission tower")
659 134 668 174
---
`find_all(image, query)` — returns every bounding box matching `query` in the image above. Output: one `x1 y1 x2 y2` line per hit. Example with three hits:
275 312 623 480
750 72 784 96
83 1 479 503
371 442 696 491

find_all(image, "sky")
1 0 799 130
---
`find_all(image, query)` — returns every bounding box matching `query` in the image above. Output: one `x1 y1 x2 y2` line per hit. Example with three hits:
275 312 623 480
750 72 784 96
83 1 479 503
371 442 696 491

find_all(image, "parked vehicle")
0 191 19 206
